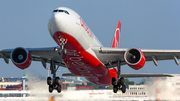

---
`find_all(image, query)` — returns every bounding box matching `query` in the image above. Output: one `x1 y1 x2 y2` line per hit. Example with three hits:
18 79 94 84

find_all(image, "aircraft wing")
92 47 180 68
62 73 173 78
0 47 65 68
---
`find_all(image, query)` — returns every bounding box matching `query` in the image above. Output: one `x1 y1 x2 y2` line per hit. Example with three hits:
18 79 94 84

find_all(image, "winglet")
111 21 121 48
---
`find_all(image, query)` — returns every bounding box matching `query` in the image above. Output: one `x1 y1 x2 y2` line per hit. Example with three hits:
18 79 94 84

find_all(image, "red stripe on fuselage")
53 32 117 86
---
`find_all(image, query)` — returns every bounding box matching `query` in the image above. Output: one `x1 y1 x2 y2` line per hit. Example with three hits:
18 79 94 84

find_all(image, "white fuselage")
48 7 117 86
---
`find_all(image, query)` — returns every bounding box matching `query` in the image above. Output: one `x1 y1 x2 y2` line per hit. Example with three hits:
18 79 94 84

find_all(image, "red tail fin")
111 21 121 48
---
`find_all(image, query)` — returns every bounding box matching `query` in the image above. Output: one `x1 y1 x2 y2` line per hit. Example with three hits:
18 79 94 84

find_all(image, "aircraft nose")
49 13 62 23
48 13 65 36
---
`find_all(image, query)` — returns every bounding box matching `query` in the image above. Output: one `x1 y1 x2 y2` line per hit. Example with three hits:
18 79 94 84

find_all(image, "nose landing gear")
47 38 67 93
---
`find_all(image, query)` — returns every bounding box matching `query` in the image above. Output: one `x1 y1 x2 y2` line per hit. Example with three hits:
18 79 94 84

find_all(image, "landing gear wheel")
120 77 124 85
121 85 126 93
113 85 118 93
49 85 53 93
55 77 60 86
57 85 61 93
47 77 52 85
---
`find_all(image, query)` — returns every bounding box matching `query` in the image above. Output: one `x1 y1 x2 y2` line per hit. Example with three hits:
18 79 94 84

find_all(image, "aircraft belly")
86 68 117 86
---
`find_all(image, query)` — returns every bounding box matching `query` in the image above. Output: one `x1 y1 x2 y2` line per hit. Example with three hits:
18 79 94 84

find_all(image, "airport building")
0 77 27 90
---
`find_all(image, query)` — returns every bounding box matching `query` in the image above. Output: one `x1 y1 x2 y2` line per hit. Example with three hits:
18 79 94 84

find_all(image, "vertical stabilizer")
111 21 121 48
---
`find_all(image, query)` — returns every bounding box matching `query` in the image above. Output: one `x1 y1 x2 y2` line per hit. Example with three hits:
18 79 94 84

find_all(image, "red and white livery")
0 7 179 93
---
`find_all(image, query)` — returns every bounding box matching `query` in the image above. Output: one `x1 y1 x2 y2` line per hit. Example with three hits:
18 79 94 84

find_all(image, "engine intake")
10 47 32 69
124 48 145 70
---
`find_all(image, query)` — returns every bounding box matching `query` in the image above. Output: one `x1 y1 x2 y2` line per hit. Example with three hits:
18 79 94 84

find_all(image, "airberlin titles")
66 49 99 82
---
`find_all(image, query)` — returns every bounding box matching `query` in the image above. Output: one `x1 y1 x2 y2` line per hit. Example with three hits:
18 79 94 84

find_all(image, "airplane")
0 7 179 93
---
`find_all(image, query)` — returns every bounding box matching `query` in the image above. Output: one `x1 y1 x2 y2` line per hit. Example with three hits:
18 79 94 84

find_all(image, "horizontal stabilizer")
62 73 173 78
62 73 80 77
120 73 173 78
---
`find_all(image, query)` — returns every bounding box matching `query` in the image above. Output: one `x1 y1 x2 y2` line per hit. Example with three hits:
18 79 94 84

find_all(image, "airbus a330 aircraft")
0 7 180 93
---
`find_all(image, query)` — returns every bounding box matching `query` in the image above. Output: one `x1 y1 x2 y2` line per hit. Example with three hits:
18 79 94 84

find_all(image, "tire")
112 77 116 85
120 77 124 85
113 85 118 93
121 85 126 93
49 85 53 93
57 85 61 93
55 77 60 85
47 77 52 85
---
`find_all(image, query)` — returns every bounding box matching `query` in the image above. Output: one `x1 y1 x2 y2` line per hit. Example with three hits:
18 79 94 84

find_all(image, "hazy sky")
0 0 180 83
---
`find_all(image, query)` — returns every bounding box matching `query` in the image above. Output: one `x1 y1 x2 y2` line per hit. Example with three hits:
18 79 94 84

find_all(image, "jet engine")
10 47 32 69
124 48 145 70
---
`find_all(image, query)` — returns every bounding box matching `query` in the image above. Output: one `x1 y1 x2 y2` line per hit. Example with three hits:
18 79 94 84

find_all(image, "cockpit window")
64 11 69 15
59 10 63 12
53 10 58 12
53 9 69 15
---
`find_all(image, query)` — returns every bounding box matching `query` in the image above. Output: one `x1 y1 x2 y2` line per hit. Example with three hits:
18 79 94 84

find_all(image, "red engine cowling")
10 47 32 70
124 48 145 70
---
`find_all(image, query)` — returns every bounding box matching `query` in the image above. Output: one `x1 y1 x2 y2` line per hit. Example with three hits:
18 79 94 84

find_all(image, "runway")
1 74 180 101
0 90 180 101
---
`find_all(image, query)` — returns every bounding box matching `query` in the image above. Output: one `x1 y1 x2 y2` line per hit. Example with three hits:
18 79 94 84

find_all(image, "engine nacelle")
10 47 32 70
124 48 145 70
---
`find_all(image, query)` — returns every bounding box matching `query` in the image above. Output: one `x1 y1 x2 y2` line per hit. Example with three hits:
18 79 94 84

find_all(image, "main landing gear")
47 60 61 93
112 60 126 93
113 77 126 93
